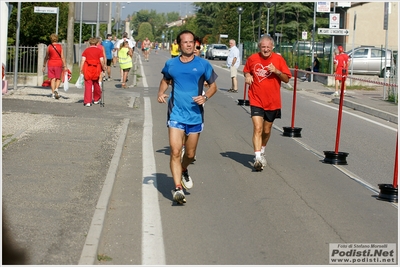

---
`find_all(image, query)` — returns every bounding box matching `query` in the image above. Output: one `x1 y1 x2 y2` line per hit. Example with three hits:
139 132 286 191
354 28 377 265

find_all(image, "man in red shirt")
333 45 349 96
80 37 105 106
243 36 291 171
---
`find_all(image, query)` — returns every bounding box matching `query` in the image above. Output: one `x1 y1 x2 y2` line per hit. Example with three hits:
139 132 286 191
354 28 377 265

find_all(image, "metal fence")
6 46 40 74
5 44 88 75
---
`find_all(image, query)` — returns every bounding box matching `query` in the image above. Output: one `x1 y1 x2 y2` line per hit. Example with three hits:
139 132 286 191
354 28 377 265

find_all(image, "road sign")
302 31 307 40
34 6 58 14
330 13 340 29
318 28 349 36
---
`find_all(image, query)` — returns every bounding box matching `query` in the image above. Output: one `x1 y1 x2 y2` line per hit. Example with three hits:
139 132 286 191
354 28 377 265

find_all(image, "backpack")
83 59 101 81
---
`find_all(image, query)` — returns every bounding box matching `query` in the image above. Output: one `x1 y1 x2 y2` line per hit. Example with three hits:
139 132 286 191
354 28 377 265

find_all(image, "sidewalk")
237 64 398 124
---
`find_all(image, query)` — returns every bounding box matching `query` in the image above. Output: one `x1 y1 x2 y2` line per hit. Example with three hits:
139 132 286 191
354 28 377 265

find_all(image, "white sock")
255 151 261 159
261 146 266 154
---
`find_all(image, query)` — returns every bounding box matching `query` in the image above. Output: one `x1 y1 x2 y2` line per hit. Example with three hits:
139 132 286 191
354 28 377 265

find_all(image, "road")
96 49 398 265
2 48 397 265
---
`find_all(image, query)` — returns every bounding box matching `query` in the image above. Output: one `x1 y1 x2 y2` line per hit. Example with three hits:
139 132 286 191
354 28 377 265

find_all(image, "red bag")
62 69 72 82
42 79 51 87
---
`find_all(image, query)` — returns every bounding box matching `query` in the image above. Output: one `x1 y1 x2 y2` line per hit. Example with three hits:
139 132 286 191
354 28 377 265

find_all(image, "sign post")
34 6 59 35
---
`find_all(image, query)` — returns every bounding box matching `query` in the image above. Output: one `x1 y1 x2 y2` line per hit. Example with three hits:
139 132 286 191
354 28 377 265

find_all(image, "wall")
345 2 398 50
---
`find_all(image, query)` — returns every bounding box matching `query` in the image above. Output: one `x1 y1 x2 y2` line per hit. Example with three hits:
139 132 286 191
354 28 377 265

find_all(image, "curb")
331 98 398 124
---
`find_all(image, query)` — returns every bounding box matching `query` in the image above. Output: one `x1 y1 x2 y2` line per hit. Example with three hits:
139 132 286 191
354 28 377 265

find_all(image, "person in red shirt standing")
243 35 291 171
333 45 349 96
80 37 105 107
42 34 67 100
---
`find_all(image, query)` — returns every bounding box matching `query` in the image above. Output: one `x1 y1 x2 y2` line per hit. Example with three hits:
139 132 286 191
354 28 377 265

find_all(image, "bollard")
323 69 349 165
377 133 398 202
237 82 249 106
283 64 302 137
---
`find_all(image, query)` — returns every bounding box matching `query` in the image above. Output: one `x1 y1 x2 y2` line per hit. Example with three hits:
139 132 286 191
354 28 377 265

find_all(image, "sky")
114 2 196 19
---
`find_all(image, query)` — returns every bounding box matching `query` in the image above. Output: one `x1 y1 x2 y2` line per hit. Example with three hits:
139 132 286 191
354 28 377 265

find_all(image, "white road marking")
311 100 397 132
141 99 166 264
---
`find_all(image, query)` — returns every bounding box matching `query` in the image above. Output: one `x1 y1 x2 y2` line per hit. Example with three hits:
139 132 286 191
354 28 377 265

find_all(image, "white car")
206 44 229 60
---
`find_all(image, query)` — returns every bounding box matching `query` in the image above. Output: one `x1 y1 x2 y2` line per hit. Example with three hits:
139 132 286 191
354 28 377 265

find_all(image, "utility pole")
67 2 75 70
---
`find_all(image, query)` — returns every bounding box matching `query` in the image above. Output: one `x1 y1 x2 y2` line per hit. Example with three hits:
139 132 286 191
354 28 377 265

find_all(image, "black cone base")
323 151 349 165
283 127 302 137
238 99 250 106
377 184 398 203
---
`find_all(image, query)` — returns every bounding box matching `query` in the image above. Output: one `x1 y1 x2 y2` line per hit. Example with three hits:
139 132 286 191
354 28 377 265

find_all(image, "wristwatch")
204 95 209 101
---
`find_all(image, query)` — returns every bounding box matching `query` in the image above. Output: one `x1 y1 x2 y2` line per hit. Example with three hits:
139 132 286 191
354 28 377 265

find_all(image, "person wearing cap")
333 45 349 96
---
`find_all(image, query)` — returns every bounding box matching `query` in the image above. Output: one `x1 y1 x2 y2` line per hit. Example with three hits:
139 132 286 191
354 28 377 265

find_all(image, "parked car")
205 44 229 60
345 46 393 78
292 41 335 57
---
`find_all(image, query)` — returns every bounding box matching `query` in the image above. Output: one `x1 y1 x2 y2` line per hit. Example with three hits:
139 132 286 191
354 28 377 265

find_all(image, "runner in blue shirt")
157 30 218 204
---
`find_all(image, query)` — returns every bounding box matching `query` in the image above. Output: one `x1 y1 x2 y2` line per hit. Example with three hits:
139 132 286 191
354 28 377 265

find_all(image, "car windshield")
214 45 227 50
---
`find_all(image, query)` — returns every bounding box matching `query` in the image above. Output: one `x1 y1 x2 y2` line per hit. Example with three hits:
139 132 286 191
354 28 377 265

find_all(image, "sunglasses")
196 46 201 50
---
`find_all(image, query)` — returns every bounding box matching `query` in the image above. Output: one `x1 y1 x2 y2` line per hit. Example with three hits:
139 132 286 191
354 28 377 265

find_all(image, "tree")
137 22 154 41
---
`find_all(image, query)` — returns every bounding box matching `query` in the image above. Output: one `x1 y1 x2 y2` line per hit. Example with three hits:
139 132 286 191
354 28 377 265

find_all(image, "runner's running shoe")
181 170 193 190
171 188 186 204
254 158 264 171
261 153 267 167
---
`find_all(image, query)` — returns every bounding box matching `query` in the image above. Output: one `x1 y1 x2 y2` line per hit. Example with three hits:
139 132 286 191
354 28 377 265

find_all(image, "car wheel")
382 68 391 78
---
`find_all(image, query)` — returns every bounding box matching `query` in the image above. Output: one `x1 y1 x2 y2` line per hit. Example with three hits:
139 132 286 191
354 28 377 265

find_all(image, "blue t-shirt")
161 56 218 125
102 40 114 60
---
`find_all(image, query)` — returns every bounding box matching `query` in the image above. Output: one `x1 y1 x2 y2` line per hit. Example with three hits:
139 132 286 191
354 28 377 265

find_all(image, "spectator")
42 33 67 100
80 37 105 107
227 39 240 93
333 46 349 96
102 34 114 81
118 41 133 89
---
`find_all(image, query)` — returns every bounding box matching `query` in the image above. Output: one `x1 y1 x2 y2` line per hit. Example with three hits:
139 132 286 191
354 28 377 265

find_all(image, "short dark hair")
122 32 128 38
176 30 195 45
106 34 112 38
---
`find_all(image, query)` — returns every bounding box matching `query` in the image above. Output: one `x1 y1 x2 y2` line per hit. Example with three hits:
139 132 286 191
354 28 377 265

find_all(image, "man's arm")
157 78 170 103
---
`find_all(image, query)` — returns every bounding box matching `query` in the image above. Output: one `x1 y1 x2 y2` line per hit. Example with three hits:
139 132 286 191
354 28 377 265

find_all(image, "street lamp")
264 2 273 36
170 30 174 45
237 6 243 48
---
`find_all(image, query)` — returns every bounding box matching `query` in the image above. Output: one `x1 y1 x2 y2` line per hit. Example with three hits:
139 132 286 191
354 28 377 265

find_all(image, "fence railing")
6 46 41 74
5 43 88 75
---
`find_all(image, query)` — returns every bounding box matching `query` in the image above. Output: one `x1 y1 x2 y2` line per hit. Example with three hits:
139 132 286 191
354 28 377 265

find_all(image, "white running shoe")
254 158 264 171
171 188 186 204
181 170 193 189
260 153 267 167
333 91 339 97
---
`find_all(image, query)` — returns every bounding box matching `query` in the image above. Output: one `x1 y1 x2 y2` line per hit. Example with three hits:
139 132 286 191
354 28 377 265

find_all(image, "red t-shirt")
47 43 63 67
243 52 292 110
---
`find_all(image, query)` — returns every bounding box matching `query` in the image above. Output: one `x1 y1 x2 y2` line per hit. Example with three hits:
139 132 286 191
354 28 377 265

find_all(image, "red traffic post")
238 82 250 106
283 64 302 137
323 69 349 165
377 133 398 202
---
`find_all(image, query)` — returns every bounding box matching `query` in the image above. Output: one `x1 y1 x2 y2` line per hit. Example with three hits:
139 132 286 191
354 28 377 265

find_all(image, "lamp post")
264 2 273 36
237 6 243 48
170 30 174 45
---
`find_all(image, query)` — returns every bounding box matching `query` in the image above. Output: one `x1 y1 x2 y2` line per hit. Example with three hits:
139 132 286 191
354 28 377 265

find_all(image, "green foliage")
137 22 154 41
